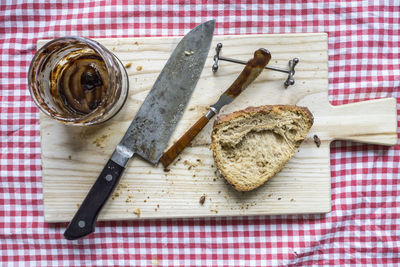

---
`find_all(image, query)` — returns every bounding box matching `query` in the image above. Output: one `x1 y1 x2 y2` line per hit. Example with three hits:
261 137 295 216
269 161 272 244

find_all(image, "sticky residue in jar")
50 48 109 115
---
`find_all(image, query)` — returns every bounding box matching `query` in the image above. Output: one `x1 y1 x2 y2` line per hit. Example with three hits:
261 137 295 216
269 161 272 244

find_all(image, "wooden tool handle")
223 48 271 97
160 115 210 167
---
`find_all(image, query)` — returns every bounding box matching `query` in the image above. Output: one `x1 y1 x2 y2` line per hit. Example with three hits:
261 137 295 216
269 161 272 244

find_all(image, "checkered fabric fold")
1 1 399 266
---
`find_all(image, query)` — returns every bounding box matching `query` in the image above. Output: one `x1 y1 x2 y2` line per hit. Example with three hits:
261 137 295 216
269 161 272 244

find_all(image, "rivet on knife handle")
160 48 271 168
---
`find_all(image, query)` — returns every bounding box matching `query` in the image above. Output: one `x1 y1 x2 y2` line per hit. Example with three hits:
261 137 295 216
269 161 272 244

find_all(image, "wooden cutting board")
39 33 398 223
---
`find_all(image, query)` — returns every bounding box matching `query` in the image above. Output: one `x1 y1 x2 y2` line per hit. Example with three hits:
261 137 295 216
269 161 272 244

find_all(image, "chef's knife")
160 48 271 167
64 20 215 240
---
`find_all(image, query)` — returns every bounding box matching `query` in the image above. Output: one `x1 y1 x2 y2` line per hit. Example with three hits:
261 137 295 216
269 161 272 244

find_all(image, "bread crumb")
313 134 321 147
92 134 109 148
76 203 80 208
268 194 272 197
189 107 195 111
213 178 216 182
210 209 218 213
134 208 141 217
148 170 151 174
134 41 139 45
290 198 295 202
184 50 194 56
136 66 142 71
68 155 71 160
278 198 282 200
184 160 198 169
124 63 132 68
196 159 202 163
199 195 206 205
157 204 160 208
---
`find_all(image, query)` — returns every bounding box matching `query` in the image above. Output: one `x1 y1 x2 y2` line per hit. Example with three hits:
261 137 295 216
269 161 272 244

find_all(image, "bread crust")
211 105 314 192
214 105 314 127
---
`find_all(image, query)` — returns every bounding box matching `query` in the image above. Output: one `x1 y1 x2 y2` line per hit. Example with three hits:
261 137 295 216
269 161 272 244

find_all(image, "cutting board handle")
328 97 398 145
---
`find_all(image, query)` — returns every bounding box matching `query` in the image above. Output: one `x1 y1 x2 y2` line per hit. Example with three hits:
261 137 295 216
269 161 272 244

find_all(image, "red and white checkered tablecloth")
1 1 399 266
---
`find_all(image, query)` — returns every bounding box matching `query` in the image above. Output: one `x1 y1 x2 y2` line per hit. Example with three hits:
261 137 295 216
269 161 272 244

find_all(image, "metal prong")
212 43 223 73
212 43 299 88
283 57 299 88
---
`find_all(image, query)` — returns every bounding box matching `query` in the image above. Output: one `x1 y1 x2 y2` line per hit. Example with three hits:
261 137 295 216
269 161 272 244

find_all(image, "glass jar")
28 36 129 125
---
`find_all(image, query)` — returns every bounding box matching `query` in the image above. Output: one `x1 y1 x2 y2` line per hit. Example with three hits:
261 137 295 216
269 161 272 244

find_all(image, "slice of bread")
210 105 314 191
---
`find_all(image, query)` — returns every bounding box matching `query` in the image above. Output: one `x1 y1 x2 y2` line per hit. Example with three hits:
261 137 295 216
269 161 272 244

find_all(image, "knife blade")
64 20 215 240
160 48 271 168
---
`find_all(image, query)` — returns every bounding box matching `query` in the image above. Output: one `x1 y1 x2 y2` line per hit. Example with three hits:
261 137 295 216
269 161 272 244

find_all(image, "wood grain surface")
38 33 398 223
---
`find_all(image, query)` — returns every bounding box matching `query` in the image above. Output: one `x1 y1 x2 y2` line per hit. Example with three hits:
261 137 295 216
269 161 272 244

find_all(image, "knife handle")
160 113 213 167
64 159 124 240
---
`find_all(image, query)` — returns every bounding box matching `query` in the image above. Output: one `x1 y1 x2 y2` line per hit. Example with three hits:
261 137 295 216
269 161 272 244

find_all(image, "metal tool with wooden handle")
160 48 271 168
63 20 215 240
